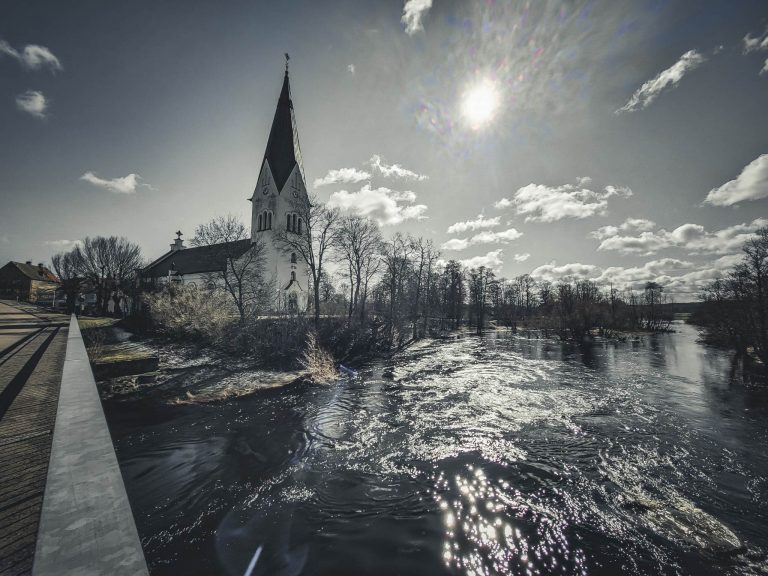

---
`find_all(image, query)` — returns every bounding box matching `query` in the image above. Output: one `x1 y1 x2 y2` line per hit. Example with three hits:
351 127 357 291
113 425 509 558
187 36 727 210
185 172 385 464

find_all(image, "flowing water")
103 322 768 576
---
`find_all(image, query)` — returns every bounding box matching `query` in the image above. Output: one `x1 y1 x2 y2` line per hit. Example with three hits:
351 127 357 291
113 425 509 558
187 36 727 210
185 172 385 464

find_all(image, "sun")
461 79 500 130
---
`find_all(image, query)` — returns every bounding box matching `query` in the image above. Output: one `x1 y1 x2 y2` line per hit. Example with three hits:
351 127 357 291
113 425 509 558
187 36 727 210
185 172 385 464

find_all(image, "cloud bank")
593 218 768 255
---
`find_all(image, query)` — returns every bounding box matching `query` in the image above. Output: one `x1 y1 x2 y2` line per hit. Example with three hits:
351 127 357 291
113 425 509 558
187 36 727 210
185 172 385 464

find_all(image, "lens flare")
461 79 500 130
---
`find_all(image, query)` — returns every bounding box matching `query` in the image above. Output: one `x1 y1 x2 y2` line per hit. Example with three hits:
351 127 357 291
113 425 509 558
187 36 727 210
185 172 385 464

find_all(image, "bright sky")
1 0 767 299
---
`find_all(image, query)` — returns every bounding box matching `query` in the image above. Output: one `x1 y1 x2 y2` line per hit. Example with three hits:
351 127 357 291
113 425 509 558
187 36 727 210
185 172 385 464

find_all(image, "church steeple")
260 56 304 193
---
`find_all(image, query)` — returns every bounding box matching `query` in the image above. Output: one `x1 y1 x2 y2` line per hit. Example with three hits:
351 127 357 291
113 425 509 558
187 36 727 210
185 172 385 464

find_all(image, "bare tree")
337 215 383 323
72 237 143 313
52 249 84 312
191 215 272 324
274 195 341 329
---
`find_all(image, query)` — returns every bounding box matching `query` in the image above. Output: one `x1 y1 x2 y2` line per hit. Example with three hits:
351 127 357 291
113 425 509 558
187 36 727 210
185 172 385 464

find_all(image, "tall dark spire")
261 62 302 192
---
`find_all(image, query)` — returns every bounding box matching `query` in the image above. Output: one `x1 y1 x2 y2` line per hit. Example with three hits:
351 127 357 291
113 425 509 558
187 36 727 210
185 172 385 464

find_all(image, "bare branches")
191 215 272 323
274 194 341 328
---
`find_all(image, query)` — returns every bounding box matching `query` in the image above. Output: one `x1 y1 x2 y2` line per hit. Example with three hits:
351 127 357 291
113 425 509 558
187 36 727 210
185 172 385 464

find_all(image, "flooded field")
102 322 768 575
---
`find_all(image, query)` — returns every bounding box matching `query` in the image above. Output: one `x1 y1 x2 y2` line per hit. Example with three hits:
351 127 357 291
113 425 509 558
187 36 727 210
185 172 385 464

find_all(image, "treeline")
691 226 768 368
50 197 679 368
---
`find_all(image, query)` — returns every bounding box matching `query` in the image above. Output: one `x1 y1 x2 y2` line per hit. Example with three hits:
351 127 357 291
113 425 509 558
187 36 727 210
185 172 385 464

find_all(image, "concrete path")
0 301 69 576
33 315 148 576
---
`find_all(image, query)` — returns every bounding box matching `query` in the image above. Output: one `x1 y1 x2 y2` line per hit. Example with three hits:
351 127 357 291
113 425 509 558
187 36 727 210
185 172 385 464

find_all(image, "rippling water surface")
104 322 768 575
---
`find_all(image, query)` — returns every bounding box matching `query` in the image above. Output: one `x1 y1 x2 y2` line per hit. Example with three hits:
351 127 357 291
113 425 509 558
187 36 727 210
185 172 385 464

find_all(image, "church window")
292 213 297 232
291 271 296 281
267 211 272 229
286 214 291 230
297 218 302 235
258 214 263 231
291 252 297 264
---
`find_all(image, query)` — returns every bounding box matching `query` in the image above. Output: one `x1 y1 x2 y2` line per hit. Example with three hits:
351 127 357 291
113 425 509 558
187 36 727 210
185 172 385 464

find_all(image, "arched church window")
298 218 302 235
286 214 291 231
258 214 262 231
291 271 296 281
291 252 297 264
292 214 297 232
267 211 272 229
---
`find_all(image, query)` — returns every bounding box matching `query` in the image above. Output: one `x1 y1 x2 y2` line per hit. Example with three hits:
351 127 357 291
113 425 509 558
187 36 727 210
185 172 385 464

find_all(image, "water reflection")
104 322 768 575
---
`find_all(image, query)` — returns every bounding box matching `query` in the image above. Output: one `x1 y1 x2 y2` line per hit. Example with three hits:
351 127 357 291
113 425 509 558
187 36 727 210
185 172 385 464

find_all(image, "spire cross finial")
175 230 182 239
285 52 290 74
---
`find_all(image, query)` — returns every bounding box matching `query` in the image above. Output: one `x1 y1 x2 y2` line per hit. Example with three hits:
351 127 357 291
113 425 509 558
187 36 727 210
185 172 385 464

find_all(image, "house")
0 261 60 303
139 234 251 289
140 60 310 311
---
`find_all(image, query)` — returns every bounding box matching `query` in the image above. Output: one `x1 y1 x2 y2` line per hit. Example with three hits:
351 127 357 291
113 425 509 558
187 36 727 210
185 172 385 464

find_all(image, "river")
102 322 768 576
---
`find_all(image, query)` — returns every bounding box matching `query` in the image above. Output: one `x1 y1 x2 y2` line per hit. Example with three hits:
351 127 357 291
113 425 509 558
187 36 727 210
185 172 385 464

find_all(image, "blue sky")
1 0 767 298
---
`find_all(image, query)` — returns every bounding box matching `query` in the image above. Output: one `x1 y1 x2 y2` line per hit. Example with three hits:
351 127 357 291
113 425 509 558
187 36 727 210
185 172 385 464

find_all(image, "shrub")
144 284 236 345
300 331 338 384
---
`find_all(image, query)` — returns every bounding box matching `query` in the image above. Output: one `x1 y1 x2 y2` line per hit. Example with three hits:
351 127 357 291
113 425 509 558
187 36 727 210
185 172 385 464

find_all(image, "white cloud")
621 217 656 232
704 154 768 206
313 167 371 187
616 50 706 113
762 58 768 76
496 181 631 223
513 253 530 262
470 228 523 244
441 228 522 251
592 217 656 240
447 214 500 234
401 0 432 36
594 218 768 255
531 262 600 283
15 90 48 118
80 172 143 194
347 64 355 74
743 27 768 54
44 239 81 249
459 249 503 271
441 238 469 251
369 154 428 181
0 39 62 71
327 183 427 225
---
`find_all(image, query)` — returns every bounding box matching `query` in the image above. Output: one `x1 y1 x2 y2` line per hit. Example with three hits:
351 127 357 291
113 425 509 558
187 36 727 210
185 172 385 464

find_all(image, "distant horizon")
2 0 767 299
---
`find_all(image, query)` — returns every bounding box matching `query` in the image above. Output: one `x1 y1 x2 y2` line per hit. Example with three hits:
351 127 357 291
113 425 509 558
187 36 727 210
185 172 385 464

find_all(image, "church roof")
260 69 303 192
140 240 251 278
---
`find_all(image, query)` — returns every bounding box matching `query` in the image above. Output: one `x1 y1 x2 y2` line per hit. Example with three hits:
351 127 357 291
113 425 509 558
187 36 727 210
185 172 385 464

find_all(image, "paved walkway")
33 315 148 576
0 301 69 576
0 302 147 576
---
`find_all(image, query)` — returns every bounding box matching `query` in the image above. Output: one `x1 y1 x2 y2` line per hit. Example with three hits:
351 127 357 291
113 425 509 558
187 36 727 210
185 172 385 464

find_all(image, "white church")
139 61 310 311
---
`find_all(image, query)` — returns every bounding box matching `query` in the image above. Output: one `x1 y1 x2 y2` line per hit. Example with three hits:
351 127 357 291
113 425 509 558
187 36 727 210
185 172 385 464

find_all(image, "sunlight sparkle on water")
461 79 500 130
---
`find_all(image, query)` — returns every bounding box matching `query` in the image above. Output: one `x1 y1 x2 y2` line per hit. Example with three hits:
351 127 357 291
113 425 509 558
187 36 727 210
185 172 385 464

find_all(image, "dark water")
104 322 768 576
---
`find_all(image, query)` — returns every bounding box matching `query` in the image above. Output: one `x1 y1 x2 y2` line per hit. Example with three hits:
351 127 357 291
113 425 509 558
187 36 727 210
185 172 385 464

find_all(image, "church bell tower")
249 56 309 311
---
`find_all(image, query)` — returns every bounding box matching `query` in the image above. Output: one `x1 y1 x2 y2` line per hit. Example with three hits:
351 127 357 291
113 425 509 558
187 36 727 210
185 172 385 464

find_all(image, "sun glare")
461 79 500 130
